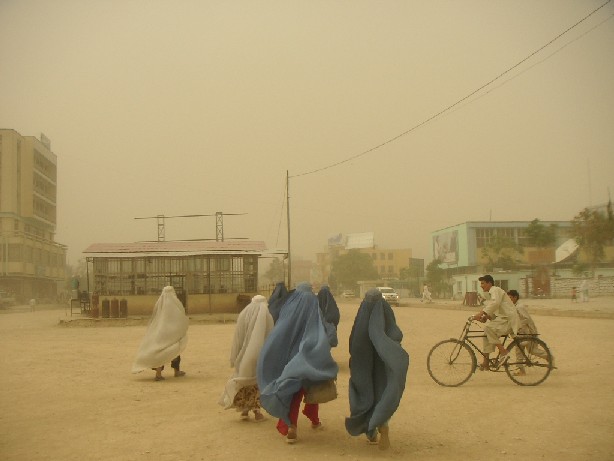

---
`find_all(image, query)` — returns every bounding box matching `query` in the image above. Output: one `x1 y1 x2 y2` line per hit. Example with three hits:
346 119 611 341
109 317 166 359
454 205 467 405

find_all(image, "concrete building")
0 129 67 302
431 220 614 299
83 240 274 315
316 232 413 288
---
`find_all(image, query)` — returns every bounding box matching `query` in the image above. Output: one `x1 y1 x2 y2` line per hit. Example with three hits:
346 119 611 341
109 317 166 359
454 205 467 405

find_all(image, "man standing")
472 275 520 369
580 280 589 302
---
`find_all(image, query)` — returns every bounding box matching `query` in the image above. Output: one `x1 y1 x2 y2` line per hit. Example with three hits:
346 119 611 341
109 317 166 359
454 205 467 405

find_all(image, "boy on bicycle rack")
472 275 520 370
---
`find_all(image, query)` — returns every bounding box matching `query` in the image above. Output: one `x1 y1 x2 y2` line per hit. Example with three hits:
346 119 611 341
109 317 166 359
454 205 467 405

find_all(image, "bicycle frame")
456 317 525 371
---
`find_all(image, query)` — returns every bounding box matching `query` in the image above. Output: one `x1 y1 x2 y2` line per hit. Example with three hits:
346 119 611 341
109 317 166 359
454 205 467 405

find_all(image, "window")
8 244 22 261
388 253 393 260
388 265 394 273
380 253 385 260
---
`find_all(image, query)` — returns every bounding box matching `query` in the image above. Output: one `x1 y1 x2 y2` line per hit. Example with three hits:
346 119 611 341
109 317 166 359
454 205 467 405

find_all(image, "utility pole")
286 170 292 288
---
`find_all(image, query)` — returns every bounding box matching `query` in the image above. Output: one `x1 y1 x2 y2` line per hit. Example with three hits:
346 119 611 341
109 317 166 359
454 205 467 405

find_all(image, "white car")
377 287 399 306
341 290 355 298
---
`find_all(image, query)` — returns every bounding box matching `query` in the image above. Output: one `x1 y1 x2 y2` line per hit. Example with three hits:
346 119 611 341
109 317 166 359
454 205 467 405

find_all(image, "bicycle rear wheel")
427 339 476 387
504 337 552 386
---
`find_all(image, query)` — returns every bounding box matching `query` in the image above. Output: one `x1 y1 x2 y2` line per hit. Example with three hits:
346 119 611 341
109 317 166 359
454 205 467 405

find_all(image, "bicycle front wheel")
427 339 476 387
504 337 552 386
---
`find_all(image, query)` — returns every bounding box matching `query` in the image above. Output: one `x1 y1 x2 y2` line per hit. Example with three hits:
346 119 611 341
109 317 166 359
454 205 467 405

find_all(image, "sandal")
154 376 165 381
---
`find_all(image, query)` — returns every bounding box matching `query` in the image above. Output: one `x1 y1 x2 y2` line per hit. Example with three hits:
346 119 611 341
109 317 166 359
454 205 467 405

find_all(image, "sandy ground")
1 298 613 461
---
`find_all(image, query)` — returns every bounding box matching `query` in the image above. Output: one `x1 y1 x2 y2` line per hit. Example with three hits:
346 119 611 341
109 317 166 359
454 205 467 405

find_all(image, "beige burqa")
219 295 273 409
131 286 188 373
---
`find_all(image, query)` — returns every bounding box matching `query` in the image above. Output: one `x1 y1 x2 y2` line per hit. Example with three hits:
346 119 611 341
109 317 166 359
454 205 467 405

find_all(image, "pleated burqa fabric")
345 288 409 438
131 286 188 373
317 285 340 347
257 282 338 425
219 295 274 409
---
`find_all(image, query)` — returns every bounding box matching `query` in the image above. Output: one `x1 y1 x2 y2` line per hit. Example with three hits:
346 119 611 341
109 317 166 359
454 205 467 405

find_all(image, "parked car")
341 290 355 298
377 286 399 306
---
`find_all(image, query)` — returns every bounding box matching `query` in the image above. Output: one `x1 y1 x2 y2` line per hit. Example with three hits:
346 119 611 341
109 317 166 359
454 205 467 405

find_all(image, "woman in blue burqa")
317 285 340 347
257 282 338 444
345 288 409 450
267 281 289 324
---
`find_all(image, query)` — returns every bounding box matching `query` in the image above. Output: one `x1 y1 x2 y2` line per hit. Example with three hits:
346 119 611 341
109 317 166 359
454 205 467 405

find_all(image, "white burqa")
219 295 274 409
131 286 189 373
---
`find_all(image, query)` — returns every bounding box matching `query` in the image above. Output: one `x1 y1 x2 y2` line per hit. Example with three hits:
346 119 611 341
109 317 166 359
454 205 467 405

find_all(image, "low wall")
522 276 614 298
98 293 256 316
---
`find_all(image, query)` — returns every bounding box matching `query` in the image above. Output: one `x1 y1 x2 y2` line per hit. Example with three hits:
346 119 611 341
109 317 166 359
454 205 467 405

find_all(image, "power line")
291 0 612 179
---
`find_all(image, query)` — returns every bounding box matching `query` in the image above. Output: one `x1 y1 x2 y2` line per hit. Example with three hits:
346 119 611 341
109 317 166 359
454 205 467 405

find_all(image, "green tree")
481 233 523 271
425 258 447 298
330 250 379 292
264 257 286 284
571 203 614 271
525 219 557 248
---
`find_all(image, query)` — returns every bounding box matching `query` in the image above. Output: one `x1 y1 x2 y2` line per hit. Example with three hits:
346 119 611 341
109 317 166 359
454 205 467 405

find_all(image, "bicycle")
427 316 553 386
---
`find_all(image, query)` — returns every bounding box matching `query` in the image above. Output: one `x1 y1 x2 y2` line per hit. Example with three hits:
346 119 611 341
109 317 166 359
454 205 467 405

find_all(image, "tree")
263 257 286 284
571 203 614 272
525 219 557 248
330 250 379 292
425 259 447 298
480 233 523 271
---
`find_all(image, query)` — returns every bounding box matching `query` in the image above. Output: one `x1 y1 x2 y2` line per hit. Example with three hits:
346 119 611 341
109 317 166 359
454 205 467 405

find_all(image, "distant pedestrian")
421 284 432 303
571 287 577 302
580 280 589 302
29 298 36 312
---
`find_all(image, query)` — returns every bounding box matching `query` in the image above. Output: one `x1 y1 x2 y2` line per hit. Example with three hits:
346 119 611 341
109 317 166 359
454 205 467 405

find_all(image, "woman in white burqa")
219 294 274 421
132 286 189 381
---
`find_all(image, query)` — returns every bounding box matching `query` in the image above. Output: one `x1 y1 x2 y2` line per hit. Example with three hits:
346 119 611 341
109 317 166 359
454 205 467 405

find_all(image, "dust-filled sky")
1 1 613 267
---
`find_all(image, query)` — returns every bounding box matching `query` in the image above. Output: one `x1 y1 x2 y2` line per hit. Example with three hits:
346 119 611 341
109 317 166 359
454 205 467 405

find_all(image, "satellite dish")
555 239 579 263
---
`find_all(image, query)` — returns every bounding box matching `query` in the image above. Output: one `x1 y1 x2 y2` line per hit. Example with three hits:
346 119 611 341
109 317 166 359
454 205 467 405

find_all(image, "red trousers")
276 388 320 435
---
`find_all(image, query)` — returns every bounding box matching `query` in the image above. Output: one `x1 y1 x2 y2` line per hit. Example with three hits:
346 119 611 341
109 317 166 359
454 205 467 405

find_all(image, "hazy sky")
1 1 613 266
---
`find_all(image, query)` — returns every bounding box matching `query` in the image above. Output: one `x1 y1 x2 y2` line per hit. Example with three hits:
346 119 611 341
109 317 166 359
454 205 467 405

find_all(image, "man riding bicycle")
472 275 520 370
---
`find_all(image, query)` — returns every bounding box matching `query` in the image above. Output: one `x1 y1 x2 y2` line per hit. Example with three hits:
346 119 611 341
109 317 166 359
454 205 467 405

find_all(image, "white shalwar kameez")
131 286 188 373
482 286 520 353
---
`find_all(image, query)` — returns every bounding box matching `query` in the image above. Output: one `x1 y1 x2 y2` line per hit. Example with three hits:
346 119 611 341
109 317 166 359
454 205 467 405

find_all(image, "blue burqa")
257 282 339 426
345 288 409 439
268 282 289 324
317 285 340 347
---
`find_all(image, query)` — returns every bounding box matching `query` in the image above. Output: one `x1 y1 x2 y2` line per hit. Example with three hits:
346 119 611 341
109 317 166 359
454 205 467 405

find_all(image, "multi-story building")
0 129 67 302
432 220 614 299
316 232 413 287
